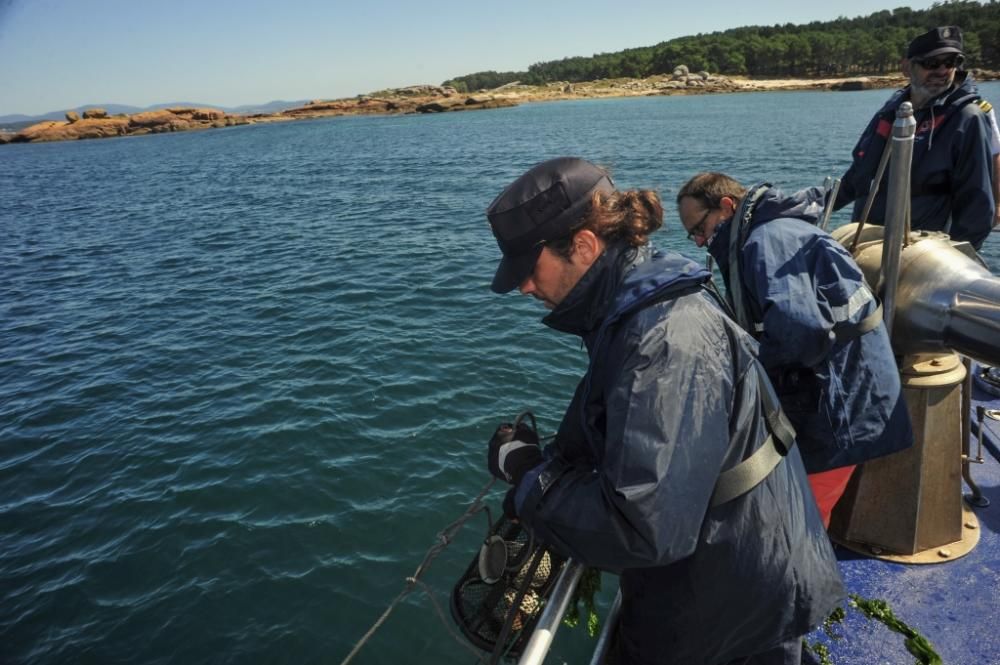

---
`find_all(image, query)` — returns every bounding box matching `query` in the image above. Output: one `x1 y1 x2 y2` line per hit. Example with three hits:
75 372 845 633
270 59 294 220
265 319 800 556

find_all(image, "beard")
910 72 955 104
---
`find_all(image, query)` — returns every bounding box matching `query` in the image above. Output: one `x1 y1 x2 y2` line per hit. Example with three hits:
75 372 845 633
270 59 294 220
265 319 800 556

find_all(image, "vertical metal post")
516 561 585 665
878 102 916 337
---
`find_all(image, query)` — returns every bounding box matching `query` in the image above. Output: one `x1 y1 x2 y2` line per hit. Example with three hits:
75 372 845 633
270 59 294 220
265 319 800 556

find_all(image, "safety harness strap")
834 303 883 344
711 434 784 507
756 359 797 450
710 358 796 507
727 183 772 333
624 280 798 508
754 300 883 344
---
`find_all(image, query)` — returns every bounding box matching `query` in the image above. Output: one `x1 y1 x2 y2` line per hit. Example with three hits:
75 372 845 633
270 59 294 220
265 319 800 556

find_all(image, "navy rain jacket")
834 71 995 249
708 186 913 473
513 242 844 665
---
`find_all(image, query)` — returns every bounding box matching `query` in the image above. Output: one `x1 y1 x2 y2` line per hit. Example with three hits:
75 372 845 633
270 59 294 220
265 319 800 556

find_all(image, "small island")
2 69 996 146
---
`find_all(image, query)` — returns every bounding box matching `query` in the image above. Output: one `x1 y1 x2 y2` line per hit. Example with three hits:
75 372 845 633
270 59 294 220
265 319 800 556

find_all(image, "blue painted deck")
806 367 1000 665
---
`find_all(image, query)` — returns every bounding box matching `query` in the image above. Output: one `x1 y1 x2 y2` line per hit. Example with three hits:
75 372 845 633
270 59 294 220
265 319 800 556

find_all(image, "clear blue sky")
0 0 941 116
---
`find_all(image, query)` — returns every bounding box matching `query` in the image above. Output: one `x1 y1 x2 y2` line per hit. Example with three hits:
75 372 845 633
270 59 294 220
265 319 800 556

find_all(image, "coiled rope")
338 477 498 665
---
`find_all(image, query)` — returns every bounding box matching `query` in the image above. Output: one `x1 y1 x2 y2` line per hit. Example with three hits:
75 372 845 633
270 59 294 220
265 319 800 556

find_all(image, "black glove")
487 420 542 486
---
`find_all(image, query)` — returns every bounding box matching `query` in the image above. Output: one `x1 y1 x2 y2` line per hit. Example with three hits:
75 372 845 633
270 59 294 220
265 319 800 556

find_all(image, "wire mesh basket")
450 512 567 658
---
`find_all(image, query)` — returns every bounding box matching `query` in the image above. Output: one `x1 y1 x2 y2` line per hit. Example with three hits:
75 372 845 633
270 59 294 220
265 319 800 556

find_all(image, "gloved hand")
487 420 542 486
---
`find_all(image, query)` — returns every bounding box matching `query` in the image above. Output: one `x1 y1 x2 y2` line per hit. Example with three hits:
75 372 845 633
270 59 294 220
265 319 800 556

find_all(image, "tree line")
443 1 1000 92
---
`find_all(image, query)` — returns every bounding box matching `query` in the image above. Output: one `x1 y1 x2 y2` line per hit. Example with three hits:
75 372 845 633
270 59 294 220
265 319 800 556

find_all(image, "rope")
851 137 892 252
408 577 487 661
337 477 498 665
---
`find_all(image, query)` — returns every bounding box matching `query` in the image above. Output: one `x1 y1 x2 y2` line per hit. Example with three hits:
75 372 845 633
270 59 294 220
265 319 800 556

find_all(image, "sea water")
2 82 999 665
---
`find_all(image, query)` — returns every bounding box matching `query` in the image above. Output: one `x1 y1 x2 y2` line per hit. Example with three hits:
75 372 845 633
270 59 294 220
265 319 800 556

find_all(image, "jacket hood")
708 185 826 263
745 186 826 227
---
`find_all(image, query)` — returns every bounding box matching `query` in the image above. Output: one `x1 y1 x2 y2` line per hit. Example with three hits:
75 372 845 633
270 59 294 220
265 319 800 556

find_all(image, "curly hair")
547 189 664 260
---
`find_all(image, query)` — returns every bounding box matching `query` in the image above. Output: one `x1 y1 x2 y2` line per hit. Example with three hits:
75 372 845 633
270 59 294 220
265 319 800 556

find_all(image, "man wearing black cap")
834 25 995 250
484 157 844 665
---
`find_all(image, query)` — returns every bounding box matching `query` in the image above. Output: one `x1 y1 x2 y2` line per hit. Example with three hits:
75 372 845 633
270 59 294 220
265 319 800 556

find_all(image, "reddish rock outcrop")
281 89 516 117
5 107 250 143
128 110 194 133
3 86 525 145
9 118 128 142
167 107 225 121
25 117 129 141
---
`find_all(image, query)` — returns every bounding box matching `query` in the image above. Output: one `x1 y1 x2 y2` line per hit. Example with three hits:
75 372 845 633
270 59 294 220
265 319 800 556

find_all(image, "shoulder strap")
699 283 798 507
710 357 796 507
978 99 993 114
727 183 771 334
604 276 798 509
833 302 883 344
755 296 884 343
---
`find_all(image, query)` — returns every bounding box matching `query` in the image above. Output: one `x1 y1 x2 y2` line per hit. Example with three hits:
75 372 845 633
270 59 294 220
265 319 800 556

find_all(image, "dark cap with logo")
486 157 614 293
906 26 964 59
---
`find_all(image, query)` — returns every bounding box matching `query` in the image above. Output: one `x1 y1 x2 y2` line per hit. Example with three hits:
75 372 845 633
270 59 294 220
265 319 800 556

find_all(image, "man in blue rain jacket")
484 157 844 665
833 26 995 250
678 174 913 527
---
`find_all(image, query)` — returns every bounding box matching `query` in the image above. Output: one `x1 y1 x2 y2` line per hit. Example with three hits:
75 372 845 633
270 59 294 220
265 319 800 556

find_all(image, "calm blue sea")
2 82 999 665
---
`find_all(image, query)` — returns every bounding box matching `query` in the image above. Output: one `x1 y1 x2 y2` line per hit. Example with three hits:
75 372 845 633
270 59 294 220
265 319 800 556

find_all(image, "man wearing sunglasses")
834 26 995 250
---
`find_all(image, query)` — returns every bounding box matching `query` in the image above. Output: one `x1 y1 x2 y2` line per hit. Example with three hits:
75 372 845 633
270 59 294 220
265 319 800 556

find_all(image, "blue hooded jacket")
513 242 844 664
708 186 913 473
834 71 995 249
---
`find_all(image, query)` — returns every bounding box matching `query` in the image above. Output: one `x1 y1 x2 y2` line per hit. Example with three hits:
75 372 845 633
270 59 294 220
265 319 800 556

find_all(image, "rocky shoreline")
4 69 997 145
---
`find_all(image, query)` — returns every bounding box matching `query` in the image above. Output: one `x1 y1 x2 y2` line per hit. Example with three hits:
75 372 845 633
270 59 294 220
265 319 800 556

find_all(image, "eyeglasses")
914 54 963 70
686 209 712 241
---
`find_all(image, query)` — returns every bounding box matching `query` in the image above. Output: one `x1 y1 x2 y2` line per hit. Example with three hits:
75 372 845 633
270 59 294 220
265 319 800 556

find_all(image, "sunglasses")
686 208 712 241
914 54 964 70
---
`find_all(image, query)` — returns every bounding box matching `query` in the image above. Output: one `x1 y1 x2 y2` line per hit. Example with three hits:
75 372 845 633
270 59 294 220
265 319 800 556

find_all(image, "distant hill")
0 100 310 127
224 100 310 115
443 1 1000 91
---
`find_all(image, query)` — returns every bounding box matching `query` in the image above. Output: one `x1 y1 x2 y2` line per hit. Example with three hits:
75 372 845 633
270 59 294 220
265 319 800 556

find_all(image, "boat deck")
807 368 1000 665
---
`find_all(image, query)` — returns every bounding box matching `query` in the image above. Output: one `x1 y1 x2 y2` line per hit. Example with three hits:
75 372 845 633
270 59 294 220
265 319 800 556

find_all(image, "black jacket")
835 71 994 249
513 243 844 665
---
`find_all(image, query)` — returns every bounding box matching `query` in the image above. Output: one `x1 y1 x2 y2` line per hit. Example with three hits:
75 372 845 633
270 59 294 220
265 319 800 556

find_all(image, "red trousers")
807 465 856 528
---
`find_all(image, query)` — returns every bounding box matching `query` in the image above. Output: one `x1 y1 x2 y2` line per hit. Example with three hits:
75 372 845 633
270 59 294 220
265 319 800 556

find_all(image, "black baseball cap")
486 157 614 293
906 26 964 59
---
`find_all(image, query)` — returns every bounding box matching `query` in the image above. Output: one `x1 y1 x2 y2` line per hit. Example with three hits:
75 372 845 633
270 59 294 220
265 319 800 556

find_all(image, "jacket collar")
886 70 979 115
543 242 710 338
542 240 637 336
